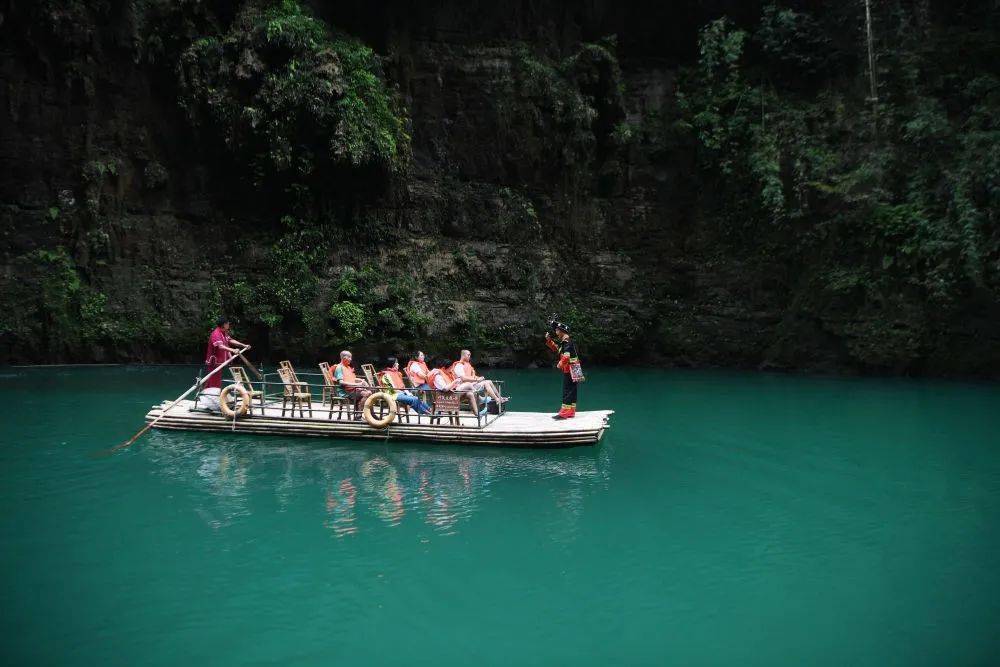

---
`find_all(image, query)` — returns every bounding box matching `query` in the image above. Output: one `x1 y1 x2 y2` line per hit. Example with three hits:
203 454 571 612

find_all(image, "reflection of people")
204 316 248 389
360 457 405 525
334 350 372 419
451 349 507 406
325 478 358 537
380 357 431 415
545 322 579 419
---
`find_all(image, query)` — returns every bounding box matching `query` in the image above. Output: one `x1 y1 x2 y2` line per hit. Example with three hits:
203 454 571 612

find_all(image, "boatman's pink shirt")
203 327 230 389
205 327 231 365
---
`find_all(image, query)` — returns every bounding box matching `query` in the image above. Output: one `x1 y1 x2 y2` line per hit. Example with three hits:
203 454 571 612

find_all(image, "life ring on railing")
220 384 250 418
363 392 396 429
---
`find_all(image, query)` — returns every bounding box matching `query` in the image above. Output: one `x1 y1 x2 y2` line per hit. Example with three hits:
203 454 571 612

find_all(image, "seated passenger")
380 357 431 415
334 350 372 419
429 357 486 417
406 351 431 389
451 349 508 405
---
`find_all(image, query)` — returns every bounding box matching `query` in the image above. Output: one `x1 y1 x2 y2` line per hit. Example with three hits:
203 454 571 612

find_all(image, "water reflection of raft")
144 399 614 447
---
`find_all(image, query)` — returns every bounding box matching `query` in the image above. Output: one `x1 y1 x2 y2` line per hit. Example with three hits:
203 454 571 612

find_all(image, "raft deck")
145 399 614 447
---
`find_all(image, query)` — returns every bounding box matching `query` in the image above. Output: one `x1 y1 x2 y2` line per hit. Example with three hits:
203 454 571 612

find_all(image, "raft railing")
195 368 507 429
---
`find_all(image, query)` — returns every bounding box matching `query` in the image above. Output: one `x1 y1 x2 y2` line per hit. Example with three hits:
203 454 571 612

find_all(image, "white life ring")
220 384 250 418
363 392 397 429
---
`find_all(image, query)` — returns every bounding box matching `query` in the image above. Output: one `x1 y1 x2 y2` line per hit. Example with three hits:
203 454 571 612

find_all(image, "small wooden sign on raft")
433 392 461 412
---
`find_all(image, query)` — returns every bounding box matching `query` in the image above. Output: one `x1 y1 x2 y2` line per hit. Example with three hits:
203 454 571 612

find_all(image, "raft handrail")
237 370 506 429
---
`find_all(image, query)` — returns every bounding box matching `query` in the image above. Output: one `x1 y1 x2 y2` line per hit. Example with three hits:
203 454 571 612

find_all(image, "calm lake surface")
1 366 999 665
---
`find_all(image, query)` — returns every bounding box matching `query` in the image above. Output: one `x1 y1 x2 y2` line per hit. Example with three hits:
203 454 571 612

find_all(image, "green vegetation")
0 248 143 358
325 265 432 348
4 1 997 373
661 3 1000 370
505 38 626 185
178 0 408 183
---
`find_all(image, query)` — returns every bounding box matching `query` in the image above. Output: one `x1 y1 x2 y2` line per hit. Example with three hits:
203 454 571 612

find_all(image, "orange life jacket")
382 369 406 390
335 362 357 383
449 360 478 380
427 368 454 389
406 359 429 384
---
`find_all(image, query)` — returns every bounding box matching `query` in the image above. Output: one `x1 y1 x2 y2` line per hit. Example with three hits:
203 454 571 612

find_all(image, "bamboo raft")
144 399 614 447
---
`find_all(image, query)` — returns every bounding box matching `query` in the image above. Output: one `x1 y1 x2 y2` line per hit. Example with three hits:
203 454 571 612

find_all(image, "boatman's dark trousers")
562 373 577 409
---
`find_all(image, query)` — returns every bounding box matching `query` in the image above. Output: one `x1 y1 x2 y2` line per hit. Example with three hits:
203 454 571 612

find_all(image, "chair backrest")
230 366 251 388
318 362 335 387
279 360 301 384
277 367 298 395
361 363 377 387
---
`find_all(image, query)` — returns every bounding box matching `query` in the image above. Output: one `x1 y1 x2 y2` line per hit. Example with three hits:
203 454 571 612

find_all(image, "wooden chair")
278 367 313 418
431 391 461 426
230 366 265 415
318 362 351 421
279 359 313 399
361 363 378 388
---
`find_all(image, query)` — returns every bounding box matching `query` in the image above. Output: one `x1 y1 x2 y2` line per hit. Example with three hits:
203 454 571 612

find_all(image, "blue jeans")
412 383 431 391
395 391 431 415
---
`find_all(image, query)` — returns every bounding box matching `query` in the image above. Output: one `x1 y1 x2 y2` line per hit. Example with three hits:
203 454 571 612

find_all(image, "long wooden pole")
237 352 262 380
107 346 249 453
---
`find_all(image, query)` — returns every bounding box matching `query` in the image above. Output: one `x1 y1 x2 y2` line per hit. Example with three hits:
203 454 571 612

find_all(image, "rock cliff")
1 0 997 375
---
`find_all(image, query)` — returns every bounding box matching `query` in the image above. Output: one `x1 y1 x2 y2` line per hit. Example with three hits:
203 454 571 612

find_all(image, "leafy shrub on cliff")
756 5 836 80
328 301 367 344
178 0 408 182
326 266 431 347
671 3 1000 371
0 248 139 358
223 216 328 330
506 39 626 189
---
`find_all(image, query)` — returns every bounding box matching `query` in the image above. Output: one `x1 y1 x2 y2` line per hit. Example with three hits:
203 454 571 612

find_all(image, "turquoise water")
1 366 999 665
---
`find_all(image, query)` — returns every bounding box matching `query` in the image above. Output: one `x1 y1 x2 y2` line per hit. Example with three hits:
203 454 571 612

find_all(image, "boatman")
545 320 579 420
204 316 248 389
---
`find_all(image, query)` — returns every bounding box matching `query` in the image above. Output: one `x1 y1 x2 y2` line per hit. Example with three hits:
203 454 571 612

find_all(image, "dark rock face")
1 0 997 376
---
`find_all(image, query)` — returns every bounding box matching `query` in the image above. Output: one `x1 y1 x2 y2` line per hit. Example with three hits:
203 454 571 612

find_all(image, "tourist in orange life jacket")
451 349 508 406
405 351 431 390
429 357 487 417
545 321 579 419
334 350 372 419
203 316 249 389
380 357 432 415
